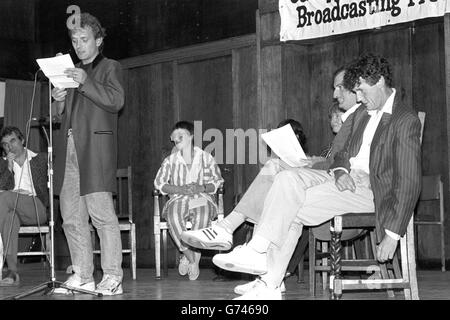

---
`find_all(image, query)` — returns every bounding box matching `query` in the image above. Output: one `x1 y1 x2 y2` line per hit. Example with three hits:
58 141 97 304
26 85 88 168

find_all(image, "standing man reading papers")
51 12 124 296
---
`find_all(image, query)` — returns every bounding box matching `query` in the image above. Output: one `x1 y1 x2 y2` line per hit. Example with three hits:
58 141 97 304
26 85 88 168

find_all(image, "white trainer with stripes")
181 225 233 251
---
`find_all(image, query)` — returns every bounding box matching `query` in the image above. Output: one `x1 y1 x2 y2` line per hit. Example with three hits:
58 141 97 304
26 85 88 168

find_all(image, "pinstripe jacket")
330 94 422 239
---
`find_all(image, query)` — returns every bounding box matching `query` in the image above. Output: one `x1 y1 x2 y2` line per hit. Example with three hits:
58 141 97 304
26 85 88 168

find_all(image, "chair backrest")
419 175 442 201
115 166 133 223
418 111 425 144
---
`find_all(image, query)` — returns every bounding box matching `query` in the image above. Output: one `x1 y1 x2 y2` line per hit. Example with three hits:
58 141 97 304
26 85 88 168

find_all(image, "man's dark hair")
344 53 393 90
333 65 354 92
277 119 307 152
68 13 107 52
1 126 25 145
173 121 195 136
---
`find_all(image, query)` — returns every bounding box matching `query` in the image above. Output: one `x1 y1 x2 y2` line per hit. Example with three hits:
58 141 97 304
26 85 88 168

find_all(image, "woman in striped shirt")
154 121 224 280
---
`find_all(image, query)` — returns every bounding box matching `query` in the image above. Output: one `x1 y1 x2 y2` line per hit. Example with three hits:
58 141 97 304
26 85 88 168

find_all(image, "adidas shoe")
53 274 95 295
95 274 123 296
181 226 233 251
234 278 286 295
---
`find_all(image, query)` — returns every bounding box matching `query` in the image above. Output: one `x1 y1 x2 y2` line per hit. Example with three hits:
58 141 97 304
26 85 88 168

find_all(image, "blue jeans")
60 134 123 282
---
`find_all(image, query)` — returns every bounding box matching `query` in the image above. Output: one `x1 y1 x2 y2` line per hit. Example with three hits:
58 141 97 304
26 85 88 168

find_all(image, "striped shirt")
154 146 224 214
155 146 223 192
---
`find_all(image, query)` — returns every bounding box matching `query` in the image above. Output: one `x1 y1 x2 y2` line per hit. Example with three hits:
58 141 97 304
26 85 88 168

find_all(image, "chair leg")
392 252 402 278
321 242 328 292
330 217 343 300
309 231 316 296
293 229 309 283
441 222 446 272
400 234 412 300
155 232 161 279
369 230 395 298
163 229 168 278
45 233 51 268
406 221 419 300
297 254 305 283
130 224 136 280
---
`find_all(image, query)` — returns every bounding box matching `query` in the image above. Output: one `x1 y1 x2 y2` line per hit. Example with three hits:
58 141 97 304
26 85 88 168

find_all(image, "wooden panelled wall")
119 4 449 267
119 36 259 266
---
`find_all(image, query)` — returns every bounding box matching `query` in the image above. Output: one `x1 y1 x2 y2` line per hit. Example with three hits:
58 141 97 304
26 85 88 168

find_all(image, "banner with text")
280 0 450 41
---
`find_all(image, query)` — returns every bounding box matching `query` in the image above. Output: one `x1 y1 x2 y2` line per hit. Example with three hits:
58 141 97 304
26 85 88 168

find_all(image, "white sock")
248 235 271 253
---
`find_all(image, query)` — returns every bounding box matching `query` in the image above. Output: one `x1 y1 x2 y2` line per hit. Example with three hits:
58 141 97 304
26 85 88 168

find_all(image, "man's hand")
52 87 67 102
64 68 87 85
377 234 399 263
6 152 15 171
177 185 192 195
335 171 356 192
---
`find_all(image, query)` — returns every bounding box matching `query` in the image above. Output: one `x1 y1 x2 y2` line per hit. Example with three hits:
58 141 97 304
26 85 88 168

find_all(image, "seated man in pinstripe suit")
186 54 422 300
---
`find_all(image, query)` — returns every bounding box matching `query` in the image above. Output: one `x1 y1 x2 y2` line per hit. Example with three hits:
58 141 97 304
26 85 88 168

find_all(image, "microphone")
31 116 61 128
31 116 49 124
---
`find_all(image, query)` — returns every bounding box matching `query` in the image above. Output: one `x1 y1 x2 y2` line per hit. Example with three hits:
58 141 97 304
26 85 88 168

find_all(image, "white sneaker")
178 255 190 276
52 274 95 295
188 262 200 281
233 280 282 300
95 274 123 296
234 278 286 295
212 244 267 275
181 226 233 251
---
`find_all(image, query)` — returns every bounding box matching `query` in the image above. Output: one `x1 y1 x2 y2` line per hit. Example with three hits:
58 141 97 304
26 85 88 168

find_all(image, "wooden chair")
91 166 136 280
414 174 446 272
17 225 50 262
153 186 224 279
308 224 374 296
17 199 52 264
329 111 426 300
329 213 417 299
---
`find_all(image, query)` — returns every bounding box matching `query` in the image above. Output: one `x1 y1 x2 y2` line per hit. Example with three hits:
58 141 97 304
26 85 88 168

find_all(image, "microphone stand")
8 80 101 299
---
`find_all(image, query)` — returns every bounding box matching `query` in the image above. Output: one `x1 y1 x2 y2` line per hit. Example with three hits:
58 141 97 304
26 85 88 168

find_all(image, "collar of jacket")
77 53 105 69
92 53 105 69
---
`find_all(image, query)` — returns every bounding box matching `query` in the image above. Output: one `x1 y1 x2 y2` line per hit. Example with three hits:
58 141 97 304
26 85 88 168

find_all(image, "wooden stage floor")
1 262 449 300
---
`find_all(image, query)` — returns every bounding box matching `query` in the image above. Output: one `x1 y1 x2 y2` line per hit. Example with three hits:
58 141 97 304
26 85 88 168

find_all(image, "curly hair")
344 53 393 90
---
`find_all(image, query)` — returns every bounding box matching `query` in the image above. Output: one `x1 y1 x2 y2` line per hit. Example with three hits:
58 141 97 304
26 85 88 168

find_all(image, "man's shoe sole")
212 256 267 275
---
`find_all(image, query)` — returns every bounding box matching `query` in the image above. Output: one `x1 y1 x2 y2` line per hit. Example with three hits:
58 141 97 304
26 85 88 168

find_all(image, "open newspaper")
36 54 79 89
261 124 307 167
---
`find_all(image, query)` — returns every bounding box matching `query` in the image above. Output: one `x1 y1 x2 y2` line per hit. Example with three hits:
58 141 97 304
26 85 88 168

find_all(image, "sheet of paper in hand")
36 54 80 89
261 124 307 167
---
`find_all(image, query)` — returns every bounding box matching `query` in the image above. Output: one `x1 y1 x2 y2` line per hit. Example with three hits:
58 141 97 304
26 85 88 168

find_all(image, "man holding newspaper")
182 54 422 300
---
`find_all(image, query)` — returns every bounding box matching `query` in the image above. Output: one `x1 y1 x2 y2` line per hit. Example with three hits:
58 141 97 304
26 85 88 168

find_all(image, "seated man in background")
154 120 224 281
0 126 48 286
